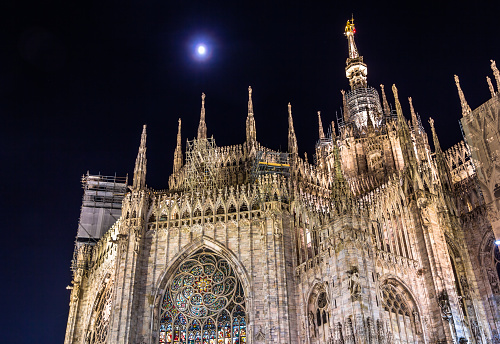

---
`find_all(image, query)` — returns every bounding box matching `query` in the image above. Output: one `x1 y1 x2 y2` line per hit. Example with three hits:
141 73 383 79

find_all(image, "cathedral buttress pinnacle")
487 76 496 98
380 84 391 117
454 75 471 117
408 97 419 132
491 60 500 94
132 124 147 190
340 90 349 122
344 17 367 90
173 118 183 173
317 111 325 139
288 102 298 155
246 86 257 143
429 117 442 153
197 93 207 140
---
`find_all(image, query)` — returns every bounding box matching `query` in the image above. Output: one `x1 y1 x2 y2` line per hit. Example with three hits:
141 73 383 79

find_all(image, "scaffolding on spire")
184 137 220 191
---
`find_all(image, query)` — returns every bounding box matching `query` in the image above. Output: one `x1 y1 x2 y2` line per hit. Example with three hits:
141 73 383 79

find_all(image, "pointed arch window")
86 275 114 344
159 249 246 344
380 282 423 343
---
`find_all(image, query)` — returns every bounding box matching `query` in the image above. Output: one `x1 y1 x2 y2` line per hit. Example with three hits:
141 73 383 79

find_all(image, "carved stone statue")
413 310 422 334
487 268 500 294
309 311 316 338
348 267 361 300
438 290 452 321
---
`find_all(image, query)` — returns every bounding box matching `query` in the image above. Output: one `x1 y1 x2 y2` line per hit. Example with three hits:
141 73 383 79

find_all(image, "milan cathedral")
65 19 500 344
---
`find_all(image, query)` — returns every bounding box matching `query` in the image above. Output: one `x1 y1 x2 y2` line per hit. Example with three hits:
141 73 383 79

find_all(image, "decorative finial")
454 75 471 117
380 84 390 116
197 92 207 140
487 76 496 97
331 120 337 138
491 60 500 93
317 111 325 139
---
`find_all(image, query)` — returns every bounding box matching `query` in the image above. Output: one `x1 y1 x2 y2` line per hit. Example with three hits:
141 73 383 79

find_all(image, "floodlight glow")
495 239 500 246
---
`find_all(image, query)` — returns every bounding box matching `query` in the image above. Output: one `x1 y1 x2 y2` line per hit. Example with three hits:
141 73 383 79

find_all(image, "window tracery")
308 286 330 344
380 283 422 343
159 249 246 344
86 276 114 344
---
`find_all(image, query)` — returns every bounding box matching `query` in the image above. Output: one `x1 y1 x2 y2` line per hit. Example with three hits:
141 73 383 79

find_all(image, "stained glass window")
160 249 246 344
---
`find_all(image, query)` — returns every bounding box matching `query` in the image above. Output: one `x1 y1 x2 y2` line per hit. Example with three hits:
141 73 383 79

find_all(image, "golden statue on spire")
344 16 355 36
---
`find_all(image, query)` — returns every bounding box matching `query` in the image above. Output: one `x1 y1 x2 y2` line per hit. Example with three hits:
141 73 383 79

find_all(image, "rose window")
159 249 246 344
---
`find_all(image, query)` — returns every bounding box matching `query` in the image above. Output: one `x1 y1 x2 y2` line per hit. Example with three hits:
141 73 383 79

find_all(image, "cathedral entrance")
159 249 247 344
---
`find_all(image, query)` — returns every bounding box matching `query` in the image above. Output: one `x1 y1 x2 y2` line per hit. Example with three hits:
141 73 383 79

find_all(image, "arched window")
380 282 422 343
86 275 114 344
308 286 330 344
159 249 246 344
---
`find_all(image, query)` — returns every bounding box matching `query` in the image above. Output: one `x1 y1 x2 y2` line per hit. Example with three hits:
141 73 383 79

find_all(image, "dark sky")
1 0 500 342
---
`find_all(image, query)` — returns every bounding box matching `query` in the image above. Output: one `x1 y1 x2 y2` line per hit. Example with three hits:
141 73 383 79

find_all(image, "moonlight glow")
197 44 206 55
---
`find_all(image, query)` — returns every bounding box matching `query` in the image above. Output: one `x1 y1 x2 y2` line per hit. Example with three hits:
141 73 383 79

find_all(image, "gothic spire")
428 117 442 153
132 124 147 190
173 118 183 173
288 102 298 155
317 111 325 139
197 92 207 140
487 76 496 97
491 60 500 93
331 121 337 138
344 17 367 90
392 85 405 124
408 97 419 131
454 75 471 117
246 86 257 143
380 84 390 116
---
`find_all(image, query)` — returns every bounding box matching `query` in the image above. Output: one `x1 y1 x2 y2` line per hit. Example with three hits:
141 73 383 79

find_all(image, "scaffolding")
250 151 290 181
75 173 128 246
345 86 383 128
184 137 220 191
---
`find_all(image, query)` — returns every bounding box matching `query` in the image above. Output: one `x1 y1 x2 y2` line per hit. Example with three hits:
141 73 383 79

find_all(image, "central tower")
343 18 383 130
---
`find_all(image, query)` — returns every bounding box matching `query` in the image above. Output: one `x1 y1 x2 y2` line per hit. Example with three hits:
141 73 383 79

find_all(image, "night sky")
2 1 500 342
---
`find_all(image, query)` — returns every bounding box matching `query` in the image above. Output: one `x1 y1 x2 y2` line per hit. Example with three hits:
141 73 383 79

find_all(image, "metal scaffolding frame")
184 137 220 191
250 150 290 181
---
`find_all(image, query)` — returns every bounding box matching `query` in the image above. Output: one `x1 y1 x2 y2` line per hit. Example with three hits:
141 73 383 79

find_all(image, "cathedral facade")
64 19 500 344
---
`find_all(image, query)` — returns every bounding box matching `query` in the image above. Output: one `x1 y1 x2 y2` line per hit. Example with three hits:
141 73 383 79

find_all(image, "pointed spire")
392 84 405 123
491 60 500 94
197 92 207 140
454 75 471 117
487 76 496 97
173 118 183 173
317 111 325 139
408 97 419 130
246 86 257 143
133 125 147 190
331 120 337 138
380 84 390 116
345 15 359 59
341 90 349 122
429 117 442 153
344 17 367 90
288 102 298 155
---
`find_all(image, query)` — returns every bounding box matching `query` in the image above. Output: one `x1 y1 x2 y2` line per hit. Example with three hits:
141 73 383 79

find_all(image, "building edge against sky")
64 19 500 344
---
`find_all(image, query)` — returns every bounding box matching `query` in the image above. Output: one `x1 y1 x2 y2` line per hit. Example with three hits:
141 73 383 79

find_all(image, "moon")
197 44 207 55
